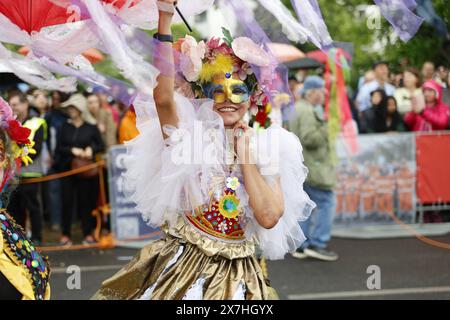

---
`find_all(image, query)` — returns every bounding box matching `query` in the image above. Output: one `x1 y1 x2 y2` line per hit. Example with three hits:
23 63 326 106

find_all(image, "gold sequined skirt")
92 220 277 300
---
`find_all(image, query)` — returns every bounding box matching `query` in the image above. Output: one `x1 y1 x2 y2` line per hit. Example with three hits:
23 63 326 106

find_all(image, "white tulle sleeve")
122 93 226 228
245 126 316 260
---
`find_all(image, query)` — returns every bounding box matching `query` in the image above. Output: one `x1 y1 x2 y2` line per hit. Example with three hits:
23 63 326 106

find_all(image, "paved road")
45 235 450 300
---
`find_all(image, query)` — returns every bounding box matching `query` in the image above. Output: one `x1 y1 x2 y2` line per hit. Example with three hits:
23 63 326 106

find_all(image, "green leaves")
222 27 234 47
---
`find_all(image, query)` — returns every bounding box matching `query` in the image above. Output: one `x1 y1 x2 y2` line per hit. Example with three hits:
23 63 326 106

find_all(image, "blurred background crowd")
1 0 450 255
1 87 139 246
1 58 449 250
289 60 450 135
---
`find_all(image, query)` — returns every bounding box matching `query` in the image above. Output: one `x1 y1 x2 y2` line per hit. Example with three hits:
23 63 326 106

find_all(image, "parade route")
46 235 450 300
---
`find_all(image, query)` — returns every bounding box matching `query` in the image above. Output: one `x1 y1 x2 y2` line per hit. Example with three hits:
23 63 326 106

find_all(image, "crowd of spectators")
355 61 450 134
0 88 138 245
1 59 449 246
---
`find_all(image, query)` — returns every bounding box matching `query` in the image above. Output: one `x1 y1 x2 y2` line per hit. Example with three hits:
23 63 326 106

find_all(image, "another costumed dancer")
0 98 51 300
93 0 314 300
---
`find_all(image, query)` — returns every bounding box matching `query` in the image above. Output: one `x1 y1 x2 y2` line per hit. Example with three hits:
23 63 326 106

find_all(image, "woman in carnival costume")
0 97 51 300
93 0 314 300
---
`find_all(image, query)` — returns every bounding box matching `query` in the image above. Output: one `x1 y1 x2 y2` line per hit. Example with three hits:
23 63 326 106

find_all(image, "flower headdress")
173 28 282 129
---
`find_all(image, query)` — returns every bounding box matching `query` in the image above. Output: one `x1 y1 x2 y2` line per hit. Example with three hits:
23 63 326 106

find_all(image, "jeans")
300 184 336 250
45 171 63 226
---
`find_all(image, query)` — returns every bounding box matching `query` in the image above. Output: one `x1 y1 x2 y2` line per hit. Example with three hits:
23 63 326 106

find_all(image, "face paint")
202 73 250 104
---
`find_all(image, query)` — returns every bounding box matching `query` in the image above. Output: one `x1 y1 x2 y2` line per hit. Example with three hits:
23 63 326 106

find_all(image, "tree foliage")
282 0 449 87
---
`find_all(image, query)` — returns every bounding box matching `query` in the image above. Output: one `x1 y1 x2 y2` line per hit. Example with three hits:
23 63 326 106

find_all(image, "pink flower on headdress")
232 37 271 67
233 62 253 81
180 35 206 82
205 37 233 61
251 88 269 108
259 64 278 86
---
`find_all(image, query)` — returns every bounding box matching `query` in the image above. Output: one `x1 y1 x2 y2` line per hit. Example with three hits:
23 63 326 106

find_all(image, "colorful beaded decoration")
0 210 50 300
185 176 246 242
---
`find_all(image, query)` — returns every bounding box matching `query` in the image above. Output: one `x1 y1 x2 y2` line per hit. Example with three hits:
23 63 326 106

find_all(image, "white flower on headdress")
234 62 253 81
259 64 278 86
0 97 15 124
180 35 206 82
232 37 271 67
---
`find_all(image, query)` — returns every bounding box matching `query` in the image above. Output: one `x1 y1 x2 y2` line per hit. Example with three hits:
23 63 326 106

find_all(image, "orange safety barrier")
20 158 163 252
20 160 106 184
387 210 450 250
37 230 163 252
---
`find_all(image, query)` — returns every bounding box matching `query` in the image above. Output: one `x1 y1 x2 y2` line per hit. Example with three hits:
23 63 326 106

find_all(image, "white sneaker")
292 248 308 259
304 246 339 262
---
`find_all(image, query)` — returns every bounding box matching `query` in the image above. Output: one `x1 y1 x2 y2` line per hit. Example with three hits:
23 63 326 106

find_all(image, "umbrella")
267 43 305 63
285 57 324 70
0 0 135 34
0 0 71 34
0 0 99 91
307 49 352 64
0 0 97 62
18 46 105 64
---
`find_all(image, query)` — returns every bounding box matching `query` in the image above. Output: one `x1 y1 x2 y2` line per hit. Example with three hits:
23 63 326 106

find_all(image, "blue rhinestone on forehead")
225 72 231 79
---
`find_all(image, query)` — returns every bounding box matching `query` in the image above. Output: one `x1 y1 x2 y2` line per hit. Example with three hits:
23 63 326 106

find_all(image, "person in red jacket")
404 80 449 131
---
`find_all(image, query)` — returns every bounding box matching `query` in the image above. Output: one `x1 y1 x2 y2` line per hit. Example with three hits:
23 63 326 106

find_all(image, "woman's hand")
412 94 425 114
158 0 177 18
235 122 284 229
74 147 93 160
71 147 83 157
98 123 106 133
233 121 254 164
84 146 93 159
413 104 425 114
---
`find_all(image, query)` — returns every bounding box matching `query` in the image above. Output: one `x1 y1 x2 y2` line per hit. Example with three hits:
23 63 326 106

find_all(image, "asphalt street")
45 235 450 300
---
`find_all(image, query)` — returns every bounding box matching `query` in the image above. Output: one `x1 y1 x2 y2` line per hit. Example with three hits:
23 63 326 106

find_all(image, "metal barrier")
333 130 450 240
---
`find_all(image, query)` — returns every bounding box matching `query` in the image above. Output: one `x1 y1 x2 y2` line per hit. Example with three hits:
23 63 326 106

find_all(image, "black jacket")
56 121 104 172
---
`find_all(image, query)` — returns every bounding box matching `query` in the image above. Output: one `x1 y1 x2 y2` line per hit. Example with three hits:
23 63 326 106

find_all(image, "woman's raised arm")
154 1 179 137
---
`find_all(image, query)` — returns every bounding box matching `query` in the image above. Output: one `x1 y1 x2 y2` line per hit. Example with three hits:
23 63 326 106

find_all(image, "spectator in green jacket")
289 75 338 262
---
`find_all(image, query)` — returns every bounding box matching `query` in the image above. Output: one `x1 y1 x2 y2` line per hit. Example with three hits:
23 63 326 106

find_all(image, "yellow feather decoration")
199 54 234 84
